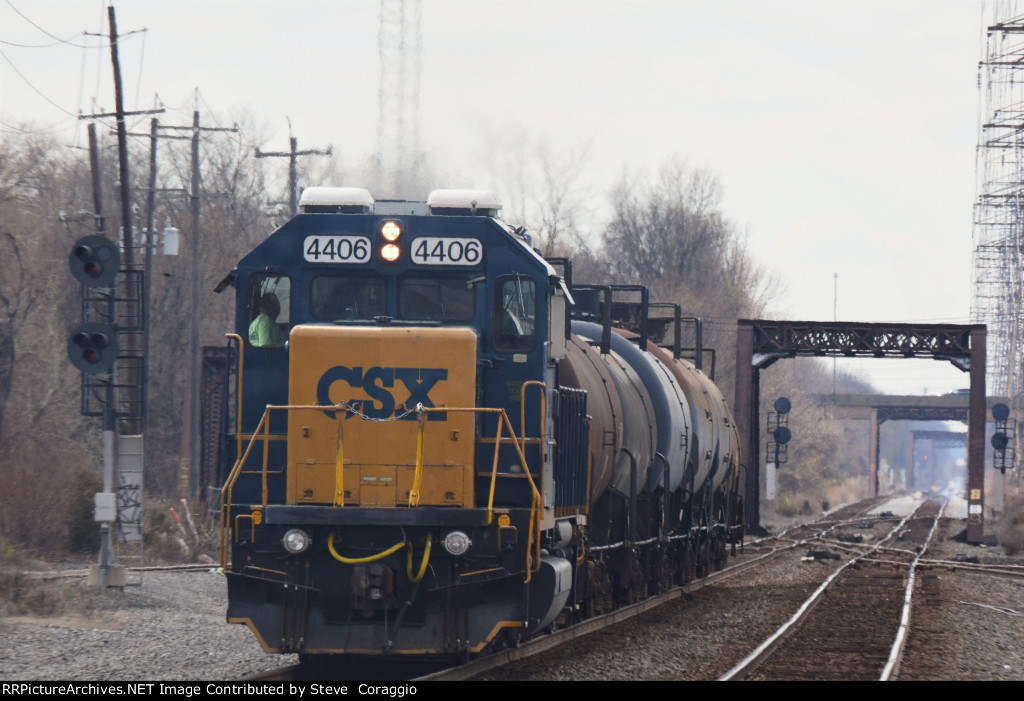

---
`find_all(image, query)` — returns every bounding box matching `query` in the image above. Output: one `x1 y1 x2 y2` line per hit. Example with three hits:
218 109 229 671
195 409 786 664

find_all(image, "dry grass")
143 498 220 565
0 546 77 617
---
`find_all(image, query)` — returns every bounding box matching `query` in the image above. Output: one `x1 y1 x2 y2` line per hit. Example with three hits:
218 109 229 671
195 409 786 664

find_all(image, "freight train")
215 187 745 659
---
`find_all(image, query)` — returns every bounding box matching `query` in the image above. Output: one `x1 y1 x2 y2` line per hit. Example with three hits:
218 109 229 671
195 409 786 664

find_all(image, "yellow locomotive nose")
286 325 477 507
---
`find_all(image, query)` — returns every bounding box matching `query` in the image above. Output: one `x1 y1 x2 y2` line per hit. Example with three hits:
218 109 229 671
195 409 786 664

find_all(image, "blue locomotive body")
217 187 743 658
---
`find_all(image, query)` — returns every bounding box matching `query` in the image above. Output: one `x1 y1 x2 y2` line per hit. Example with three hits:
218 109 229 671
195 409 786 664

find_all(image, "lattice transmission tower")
375 0 423 199
973 1 1024 398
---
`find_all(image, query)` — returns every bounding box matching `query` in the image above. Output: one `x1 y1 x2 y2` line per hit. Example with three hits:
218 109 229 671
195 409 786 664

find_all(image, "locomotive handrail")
219 402 354 567
224 334 244 468
220 406 269 567
520 380 547 467
220 402 543 579
412 405 542 580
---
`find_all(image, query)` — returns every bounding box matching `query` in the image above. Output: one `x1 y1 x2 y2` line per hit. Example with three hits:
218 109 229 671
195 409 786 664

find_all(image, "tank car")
214 187 745 659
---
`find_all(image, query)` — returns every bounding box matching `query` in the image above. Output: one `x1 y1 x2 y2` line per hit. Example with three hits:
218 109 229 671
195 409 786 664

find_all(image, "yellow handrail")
221 402 545 580
220 407 269 567
487 418 504 525
334 413 345 507
409 410 427 507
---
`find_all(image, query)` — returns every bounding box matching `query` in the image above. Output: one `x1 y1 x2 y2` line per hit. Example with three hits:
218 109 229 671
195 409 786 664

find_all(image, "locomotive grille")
555 386 589 515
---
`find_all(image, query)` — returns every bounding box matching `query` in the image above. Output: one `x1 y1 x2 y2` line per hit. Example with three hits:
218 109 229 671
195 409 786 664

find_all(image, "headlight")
443 530 472 556
282 528 311 554
381 243 401 262
381 221 401 241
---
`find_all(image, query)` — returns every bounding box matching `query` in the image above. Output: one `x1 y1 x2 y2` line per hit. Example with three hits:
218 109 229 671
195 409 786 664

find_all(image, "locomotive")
216 187 745 659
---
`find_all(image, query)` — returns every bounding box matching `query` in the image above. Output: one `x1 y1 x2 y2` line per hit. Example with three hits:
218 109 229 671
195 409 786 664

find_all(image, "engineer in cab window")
249 292 286 347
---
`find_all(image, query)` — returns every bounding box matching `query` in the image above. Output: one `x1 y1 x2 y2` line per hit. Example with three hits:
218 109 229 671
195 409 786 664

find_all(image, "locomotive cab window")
247 273 290 348
310 273 386 321
492 274 536 353
399 275 475 322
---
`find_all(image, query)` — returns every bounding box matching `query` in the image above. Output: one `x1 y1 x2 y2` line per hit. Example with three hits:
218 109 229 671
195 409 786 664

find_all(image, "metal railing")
219 401 543 581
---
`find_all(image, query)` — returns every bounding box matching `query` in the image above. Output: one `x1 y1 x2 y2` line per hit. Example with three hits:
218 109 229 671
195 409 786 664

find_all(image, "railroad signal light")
69 235 120 287
767 397 792 465
991 432 1009 451
68 322 119 373
772 426 792 445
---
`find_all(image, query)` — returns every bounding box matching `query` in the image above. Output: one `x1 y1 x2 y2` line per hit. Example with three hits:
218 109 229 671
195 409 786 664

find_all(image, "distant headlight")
282 528 311 554
443 530 472 556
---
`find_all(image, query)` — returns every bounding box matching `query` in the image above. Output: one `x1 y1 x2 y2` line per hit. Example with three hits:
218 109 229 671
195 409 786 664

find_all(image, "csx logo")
317 366 448 420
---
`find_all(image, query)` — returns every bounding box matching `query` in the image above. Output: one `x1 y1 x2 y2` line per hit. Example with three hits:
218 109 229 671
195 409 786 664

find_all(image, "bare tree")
478 127 596 256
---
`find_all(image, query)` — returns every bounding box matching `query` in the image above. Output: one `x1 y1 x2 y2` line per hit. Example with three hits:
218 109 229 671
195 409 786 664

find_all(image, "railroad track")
243 499 911 682
719 499 945 681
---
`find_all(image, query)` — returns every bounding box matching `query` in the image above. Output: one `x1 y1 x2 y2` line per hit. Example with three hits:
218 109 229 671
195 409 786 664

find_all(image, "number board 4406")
411 237 482 266
303 235 371 264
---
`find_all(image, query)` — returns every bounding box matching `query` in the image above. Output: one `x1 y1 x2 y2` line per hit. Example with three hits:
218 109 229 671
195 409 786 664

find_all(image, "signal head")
67 322 118 373
69 236 119 287
772 426 792 445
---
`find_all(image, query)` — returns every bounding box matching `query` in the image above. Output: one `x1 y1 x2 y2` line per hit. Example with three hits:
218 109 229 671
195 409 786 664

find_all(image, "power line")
255 119 332 216
4 0 92 48
3 0 145 49
0 33 86 48
0 46 77 116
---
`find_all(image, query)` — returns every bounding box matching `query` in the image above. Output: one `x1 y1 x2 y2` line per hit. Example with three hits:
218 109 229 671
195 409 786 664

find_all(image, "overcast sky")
0 0 988 394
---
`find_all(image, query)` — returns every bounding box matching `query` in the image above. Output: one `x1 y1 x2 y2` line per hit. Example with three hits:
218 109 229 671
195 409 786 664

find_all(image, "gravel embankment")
898 519 1024 681
0 569 296 681
2 512 1021 681
475 512 1024 681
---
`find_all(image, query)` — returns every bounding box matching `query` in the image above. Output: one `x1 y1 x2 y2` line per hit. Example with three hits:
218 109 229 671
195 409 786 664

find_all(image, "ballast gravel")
1 512 1021 681
0 569 296 681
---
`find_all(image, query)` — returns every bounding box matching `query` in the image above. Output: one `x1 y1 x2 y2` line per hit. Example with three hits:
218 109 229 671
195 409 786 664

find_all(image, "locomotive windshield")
399 275 475 322
493 274 536 352
310 273 386 321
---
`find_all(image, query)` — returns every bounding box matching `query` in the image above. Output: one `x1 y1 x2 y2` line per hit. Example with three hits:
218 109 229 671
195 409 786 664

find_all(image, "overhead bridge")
735 320 988 543
816 393 1016 497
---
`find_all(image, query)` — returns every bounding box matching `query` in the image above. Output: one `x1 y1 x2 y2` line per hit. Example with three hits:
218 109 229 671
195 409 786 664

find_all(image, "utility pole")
108 6 132 268
107 5 147 441
159 98 237 500
143 118 157 435
189 107 201 502
255 122 332 216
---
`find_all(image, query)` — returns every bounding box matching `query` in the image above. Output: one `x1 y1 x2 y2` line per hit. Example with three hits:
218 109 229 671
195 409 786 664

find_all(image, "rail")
717 501 943 681
879 501 946 681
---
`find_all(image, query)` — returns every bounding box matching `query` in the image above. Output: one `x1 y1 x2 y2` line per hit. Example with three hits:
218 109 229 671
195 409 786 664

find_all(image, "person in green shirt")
249 292 286 347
